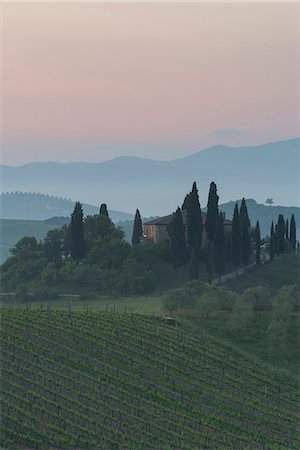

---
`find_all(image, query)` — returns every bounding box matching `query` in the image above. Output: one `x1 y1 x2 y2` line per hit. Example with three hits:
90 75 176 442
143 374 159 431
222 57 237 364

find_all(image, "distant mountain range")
1 138 299 215
0 192 134 222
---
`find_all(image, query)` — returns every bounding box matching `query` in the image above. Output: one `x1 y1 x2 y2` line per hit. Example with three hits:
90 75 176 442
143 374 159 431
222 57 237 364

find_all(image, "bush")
163 288 197 313
227 299 254 334
15 284 30 303
242 286 271 311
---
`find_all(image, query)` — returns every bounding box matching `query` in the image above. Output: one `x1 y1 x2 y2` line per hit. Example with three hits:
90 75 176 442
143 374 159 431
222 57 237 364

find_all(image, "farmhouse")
143 209 232 243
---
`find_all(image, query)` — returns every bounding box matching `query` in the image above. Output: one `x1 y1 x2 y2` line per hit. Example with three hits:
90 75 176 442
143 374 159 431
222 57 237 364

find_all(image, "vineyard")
1 307 299 449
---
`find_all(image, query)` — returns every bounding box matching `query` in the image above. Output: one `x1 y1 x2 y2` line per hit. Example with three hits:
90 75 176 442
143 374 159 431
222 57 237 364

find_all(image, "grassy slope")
223 254 300 294
1 308 299 449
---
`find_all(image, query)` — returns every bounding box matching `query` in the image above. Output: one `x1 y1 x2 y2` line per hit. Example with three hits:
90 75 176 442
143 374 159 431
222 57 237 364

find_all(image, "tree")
265 198 274 206
241 220 251 265
43 228 64 268
70 202 85 261
239 198 250 228
290 214 296 251
270 221 275 260
170 208 188 269
255 221 261 265
185 182 203 249
285 218 289 240
231 204 241 270
99 203 109 217
189 244 200 280
277 214 285 254
132 209 143 245
213 212 226 281
205 182 219 242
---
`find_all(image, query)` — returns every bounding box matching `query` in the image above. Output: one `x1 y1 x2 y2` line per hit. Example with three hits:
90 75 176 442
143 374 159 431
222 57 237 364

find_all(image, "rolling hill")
0 192 134 222
1 308 299 449
1 138 299 216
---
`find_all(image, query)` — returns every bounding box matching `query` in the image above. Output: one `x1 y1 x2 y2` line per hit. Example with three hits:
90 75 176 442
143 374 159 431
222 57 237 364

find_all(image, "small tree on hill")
99 203 109 217
132 209 143 245
70 202 85 261
255 220 261 265
265 198 274 206
290 214 296 252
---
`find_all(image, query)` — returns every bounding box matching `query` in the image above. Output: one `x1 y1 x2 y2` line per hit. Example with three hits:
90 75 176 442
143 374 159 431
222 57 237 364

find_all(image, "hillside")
1 308 299 449
0 192 134 222
1 138 299 215
0 219 61 264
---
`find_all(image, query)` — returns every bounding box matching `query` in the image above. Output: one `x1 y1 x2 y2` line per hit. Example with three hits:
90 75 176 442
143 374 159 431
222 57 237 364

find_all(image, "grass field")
1 307 299 449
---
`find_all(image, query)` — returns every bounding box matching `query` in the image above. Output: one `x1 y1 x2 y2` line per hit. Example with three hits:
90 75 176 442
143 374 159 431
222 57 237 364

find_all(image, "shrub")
163 288 197 313
242 286 271 311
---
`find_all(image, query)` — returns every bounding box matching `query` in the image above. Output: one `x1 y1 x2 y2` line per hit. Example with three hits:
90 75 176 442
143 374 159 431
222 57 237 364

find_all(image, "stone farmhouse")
143 209 232 244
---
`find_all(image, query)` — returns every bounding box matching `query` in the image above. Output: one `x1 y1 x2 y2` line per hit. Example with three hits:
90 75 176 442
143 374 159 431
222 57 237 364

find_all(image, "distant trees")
70 202 85 261
269 213 297 259
265 198 274 206
99 203 109 217
132 209 143 245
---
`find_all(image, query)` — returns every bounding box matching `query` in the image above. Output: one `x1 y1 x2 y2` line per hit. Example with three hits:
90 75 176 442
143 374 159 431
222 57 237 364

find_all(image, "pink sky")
1 3 299 164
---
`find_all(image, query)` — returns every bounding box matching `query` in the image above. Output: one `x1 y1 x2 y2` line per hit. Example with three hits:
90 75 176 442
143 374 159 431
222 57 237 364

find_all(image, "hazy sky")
1 2 299 165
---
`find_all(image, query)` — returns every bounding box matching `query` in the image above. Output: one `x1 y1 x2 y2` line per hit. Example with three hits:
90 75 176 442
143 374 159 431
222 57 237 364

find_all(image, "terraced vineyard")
1 307 299 449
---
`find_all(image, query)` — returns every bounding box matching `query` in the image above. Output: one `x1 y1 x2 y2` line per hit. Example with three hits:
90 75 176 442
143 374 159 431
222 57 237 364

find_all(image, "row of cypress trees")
269 214 297 259
70 202 109 261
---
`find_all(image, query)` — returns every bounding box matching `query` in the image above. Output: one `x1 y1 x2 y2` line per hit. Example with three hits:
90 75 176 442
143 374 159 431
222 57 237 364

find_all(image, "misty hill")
1 138 299 216
0 192 134 222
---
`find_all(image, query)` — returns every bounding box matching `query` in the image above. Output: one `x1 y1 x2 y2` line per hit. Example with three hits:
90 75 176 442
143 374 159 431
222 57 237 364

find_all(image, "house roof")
144 209 232 226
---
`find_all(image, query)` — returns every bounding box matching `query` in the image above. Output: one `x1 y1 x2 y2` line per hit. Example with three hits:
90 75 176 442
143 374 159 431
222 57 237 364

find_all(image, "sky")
1 2 299 165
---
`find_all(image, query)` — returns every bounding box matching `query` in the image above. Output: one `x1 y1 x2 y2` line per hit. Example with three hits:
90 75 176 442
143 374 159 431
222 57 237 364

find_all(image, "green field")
1 307 299 449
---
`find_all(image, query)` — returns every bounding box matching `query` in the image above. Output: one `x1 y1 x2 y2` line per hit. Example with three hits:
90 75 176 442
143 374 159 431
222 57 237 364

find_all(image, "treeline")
0 203 170 296
149 181 258 283
269 214 297 259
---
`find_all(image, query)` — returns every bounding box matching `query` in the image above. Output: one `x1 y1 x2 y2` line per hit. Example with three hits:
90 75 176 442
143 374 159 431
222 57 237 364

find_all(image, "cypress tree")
213 212 226 280
290 214 296 251
99 203 109 217
226 232 232 264
170 208 188 269
241 220 251 265
70 201 85 261
240 198 251 228
231 204 241 270
189 242 200 280
205 181 219 242
132 209 143 245
275 223 280 256
186 182 203 249
255 220 261 265
285 218 289 240
277 215 285 254
270 221 275 260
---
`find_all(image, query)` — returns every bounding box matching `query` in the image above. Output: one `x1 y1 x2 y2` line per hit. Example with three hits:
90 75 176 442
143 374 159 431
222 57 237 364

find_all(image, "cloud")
210 128 244 138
